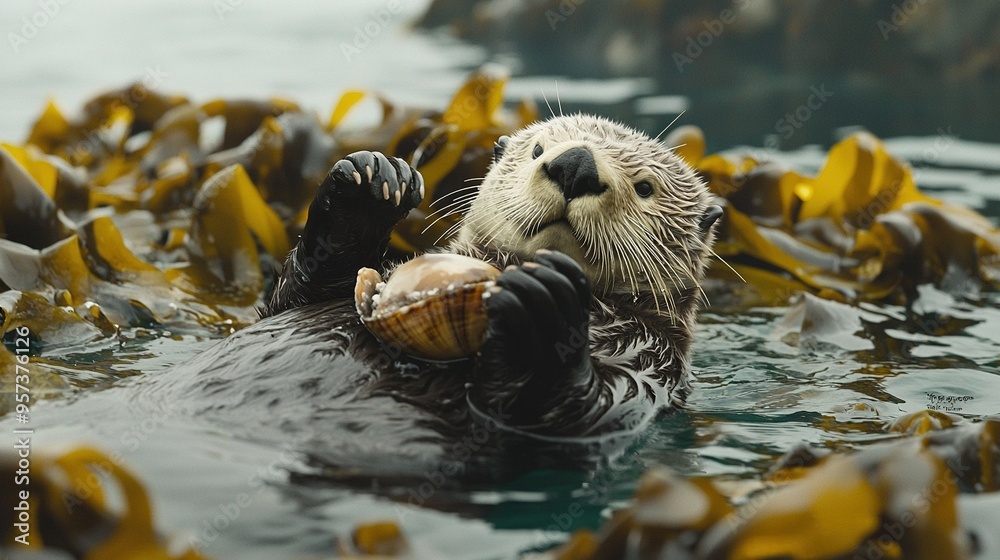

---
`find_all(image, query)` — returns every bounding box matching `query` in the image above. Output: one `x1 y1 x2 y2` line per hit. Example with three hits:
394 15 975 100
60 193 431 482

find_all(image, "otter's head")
458 114 722 315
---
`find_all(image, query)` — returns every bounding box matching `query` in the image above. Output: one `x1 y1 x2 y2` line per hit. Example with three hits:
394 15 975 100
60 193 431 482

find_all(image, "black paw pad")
324 151 424 212
483 250 592 372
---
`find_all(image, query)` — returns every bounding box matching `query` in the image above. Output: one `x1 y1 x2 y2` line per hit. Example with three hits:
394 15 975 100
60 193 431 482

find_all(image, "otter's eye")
532 143 543 159
634 181 654 198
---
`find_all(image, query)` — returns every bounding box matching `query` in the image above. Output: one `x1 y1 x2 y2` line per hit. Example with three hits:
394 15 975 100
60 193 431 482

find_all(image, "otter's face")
459 115 721 314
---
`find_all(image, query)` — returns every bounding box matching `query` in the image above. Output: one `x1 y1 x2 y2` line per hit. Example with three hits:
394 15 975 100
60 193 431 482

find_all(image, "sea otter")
166 114 721 475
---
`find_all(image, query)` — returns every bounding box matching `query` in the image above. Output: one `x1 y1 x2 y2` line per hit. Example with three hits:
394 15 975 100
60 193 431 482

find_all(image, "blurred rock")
419 1 1000 148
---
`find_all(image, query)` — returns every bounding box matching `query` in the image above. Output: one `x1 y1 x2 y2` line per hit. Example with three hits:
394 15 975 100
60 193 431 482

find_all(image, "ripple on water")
682 280 1000 486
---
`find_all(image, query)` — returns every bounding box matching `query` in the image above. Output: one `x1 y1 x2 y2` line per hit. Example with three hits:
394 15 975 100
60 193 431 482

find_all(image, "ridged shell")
355 254 500 361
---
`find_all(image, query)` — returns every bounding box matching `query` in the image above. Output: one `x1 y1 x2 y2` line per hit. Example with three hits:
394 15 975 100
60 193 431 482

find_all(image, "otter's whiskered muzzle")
543 146 608 201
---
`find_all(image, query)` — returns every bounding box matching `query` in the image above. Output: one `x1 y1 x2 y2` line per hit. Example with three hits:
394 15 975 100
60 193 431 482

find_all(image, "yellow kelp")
333 417 997 559
3 66 997 347
335 418 996 559
0 446 210 559
325 64 537 252
539 416 996 560
666 126 1000 306
0 68 531 344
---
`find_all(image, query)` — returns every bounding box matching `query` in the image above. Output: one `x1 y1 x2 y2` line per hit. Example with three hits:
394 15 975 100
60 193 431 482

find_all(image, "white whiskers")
655 110 686 141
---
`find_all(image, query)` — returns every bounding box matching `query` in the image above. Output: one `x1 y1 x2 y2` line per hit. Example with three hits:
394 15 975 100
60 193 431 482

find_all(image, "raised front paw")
320 151 424 215
482 250 593 376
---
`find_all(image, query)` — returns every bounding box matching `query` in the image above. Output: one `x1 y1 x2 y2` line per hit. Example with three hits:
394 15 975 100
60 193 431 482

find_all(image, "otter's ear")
699 205 723 232
494 135 510 162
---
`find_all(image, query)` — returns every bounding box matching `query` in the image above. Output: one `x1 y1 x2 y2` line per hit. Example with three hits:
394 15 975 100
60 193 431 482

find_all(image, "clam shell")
355 254 500 361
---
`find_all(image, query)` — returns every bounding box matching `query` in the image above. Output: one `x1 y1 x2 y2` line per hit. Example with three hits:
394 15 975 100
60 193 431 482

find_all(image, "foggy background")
5 1 999 153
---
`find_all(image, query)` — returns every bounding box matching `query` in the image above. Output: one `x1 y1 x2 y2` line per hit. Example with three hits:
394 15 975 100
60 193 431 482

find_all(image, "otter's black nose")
545 147 605 200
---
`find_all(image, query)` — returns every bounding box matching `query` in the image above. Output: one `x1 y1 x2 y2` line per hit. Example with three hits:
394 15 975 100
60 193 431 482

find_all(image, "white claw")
419 183 425 199
366 165 373 183
382 181 390 200
394 190 401 206
352 171 362 185
400 181 407 195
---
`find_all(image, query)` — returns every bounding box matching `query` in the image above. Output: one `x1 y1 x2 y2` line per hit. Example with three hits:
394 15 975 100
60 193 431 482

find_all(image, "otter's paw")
323 151 424 213
482 250 592 374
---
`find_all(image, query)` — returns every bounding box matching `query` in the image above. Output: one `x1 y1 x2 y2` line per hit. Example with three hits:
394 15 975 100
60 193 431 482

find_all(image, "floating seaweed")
319 415 997 559
664 126 1000 307
0 446 210 559
4 67 998 348
541 416 999 560
0 67 535 351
